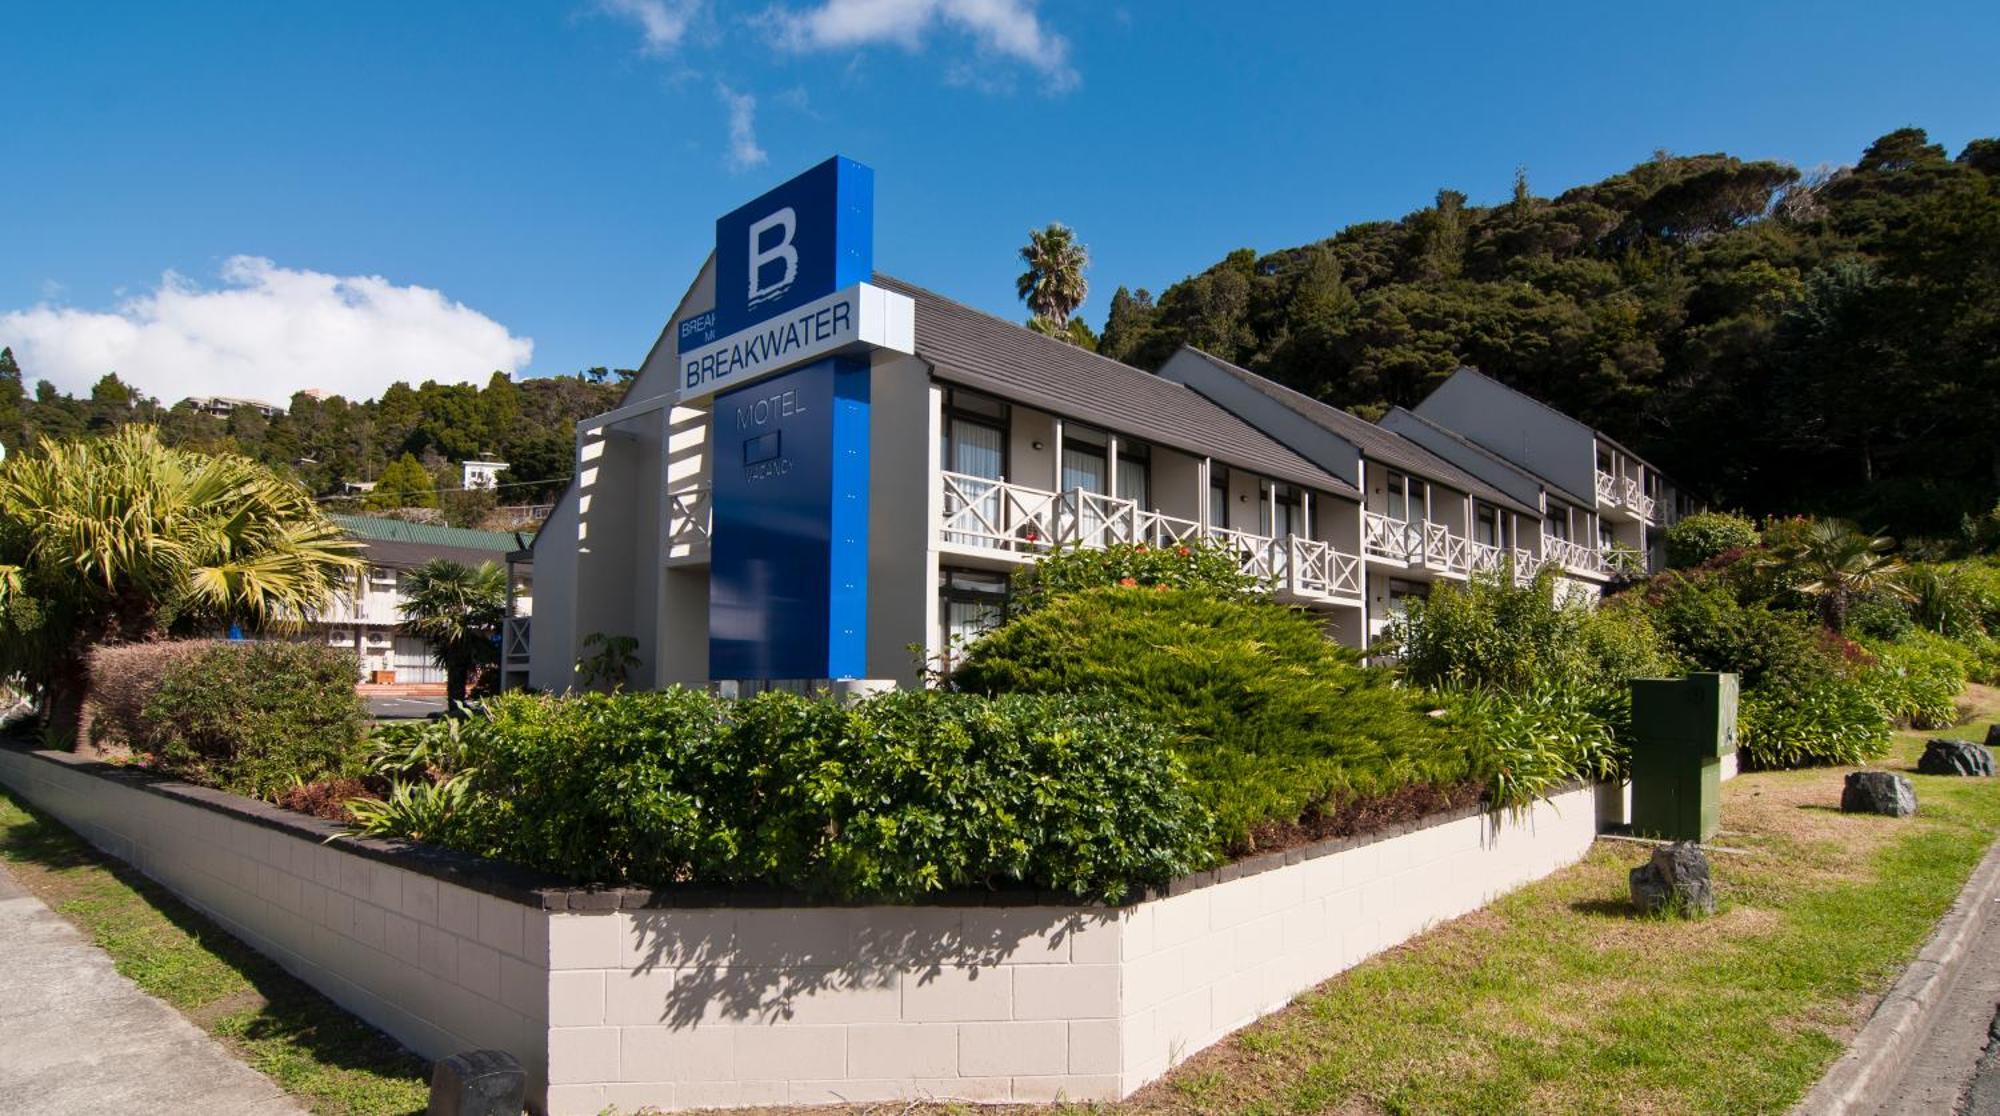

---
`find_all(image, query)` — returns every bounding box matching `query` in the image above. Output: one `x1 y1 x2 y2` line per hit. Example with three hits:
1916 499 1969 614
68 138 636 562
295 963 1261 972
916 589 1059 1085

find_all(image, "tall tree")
1016 222 1090 335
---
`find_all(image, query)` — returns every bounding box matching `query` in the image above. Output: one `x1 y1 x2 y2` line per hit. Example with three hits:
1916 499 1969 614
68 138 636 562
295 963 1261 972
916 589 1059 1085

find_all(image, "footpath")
0 860 304 1115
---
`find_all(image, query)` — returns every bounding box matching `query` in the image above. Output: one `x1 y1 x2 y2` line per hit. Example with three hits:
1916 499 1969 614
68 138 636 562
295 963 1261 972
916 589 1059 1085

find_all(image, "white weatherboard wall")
0 747 1603 1115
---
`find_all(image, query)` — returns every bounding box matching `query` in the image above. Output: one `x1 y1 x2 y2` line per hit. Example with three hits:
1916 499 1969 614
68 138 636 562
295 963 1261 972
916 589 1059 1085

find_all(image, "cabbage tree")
397 559 506 707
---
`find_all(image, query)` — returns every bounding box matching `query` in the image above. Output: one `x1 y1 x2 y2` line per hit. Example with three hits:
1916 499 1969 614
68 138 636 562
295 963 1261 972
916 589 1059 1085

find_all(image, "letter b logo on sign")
746 207 798 308
708 156 872 339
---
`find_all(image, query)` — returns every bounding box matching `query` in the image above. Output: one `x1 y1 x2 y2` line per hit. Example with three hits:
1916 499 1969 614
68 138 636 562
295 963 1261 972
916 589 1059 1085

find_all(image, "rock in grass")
1842 771 1917 817
1629 841 1715 917
1985 724 2000 750
1919 738 1996 777
428 1050 525 1116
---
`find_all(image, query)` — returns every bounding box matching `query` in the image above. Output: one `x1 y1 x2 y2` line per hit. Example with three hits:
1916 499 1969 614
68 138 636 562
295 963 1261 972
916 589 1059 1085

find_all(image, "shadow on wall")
623 906 1120 1028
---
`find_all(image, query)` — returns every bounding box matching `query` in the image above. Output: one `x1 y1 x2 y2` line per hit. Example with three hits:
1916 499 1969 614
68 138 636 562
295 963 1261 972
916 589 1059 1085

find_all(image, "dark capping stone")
1842 770 1917 817
1920 738 1996 777
1629 841 1716 917
428 1049 525 1116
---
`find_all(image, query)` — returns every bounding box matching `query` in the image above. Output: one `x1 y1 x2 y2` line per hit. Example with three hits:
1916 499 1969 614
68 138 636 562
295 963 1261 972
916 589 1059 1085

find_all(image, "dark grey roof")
1383 406 1592 509
1172 347 1537 517
877 275 1359 500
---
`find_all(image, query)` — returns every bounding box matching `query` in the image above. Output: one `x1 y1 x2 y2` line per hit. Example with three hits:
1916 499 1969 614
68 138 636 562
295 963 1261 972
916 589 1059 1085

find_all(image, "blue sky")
3 1 1996 404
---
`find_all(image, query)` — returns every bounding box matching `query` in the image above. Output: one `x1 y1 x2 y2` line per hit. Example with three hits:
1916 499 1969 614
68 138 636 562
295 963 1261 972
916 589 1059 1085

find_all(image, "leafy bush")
398 688 1211 903
143 642 369 799
1645 572 1842 691
82 640 225 754
1902 564 1994 638
1438 682 1627 809
1858 632 1969 729
1388 570 1672 692
1737 679 1891 770
1009 540 1255 615
1665 511 1760 568
953 586 1473 850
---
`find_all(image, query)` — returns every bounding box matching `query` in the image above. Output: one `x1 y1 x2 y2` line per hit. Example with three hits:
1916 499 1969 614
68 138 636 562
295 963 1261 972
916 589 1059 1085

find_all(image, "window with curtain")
938 567 1009 670
1475 503 1499 546
1115 442 1150 510
1210 469 1229 530
946 417 1005 479
1061 444 1106 494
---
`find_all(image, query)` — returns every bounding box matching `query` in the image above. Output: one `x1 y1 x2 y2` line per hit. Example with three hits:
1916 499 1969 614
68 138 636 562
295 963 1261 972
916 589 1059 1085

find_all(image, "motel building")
525 158 1688 693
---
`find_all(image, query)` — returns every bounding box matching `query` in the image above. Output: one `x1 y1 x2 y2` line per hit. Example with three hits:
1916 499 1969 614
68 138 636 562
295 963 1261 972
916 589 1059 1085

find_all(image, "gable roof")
1169 347 1537 517
333 515 531 569
877 275 1359 500
1382 406 1592 509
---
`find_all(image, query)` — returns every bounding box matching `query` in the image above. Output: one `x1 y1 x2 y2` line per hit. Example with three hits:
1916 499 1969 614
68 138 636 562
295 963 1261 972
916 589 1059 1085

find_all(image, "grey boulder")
1919 738 1996 777
1630 841 1715 917
428 1050 525 1116
1842 770 1917 817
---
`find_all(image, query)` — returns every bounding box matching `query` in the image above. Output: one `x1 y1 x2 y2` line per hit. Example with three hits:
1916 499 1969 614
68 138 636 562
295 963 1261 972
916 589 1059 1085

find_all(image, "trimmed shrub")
145 642 369 799
1664 511 1760 569
1009 540 1255 615
405 688 1211 903
82 640 225 754
1646 572 1841 692
952 586 1473 850
1738 678 1891 770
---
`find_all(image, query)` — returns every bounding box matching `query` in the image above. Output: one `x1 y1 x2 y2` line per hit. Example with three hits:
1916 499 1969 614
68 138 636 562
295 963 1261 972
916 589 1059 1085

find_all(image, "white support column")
1198 457 1213 531
1107 435 1120 500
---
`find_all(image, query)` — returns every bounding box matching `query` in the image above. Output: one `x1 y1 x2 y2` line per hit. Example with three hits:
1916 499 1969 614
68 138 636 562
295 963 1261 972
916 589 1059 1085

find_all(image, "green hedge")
145 641 368 799
952 585 1476 850
370 688 1212 904
1008 539 1256 616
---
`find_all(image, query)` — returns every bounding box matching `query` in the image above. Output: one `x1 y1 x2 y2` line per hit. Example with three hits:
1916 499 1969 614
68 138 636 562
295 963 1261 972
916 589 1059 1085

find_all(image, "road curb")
1794 830 2000 1115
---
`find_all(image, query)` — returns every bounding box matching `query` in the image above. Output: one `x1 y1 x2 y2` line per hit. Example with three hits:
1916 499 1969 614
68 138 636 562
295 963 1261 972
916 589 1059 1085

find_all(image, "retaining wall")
0 745 1606 1114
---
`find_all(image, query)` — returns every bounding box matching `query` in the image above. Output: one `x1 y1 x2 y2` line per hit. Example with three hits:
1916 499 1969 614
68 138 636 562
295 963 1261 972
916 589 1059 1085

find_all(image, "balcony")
939 472 1361 605
1361 511 1483 579
1621 477 1657 522
1540 535 1613 579
1596 470 1620 507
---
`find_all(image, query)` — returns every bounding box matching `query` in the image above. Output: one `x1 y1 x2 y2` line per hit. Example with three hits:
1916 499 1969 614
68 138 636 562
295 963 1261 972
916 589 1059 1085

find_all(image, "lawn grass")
1092 692 2000 1116
0 786 432 1116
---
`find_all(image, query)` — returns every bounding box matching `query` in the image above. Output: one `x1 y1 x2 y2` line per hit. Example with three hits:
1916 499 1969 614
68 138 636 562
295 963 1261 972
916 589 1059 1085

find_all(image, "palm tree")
1760 518 1908 632
398 559 507 708
1016 223 1090 335
0 426 361 739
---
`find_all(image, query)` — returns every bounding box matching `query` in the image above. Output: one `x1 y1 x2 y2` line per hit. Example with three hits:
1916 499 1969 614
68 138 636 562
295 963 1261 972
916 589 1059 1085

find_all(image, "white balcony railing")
666 486 713 555
502 616 531 663
1596 470 1620 507
1362 511 1482 578
1540 535 1614 578
938 472 1362 604
1622 477 1657 521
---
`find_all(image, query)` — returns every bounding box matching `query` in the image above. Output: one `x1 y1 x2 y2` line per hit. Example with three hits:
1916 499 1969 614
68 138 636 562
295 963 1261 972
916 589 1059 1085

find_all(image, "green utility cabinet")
1628 672 1738 842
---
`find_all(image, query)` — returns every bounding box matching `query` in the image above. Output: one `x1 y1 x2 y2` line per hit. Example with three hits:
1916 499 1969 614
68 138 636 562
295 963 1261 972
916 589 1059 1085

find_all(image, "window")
1599 521 1616 551
938 567 1009 670
1385 470 1428 523
1061 426 1107 495
1547 505 1572 541
1210 467 1230 530
1596 448 1614 474
1263 483 1304 538
941 388 1008 481
1474 503 1500 547
1115 440 1151 510
1386 577 1429 617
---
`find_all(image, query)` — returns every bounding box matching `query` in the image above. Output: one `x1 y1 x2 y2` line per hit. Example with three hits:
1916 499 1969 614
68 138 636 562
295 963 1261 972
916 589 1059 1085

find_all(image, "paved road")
0 863 304 1115
367 694 446 720
1875 891 2000 1115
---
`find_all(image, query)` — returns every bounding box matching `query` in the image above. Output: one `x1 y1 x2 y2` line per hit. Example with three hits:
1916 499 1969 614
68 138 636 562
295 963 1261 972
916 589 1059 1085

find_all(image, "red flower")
1175 546 1191 557
1155 584 1169 592
1134 544 1149 553
1118 577 1139 587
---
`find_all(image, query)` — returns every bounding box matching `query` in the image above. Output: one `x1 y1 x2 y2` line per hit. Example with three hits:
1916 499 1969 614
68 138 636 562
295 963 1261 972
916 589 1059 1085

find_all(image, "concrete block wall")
0 746 1607 1115
0 748 553 1097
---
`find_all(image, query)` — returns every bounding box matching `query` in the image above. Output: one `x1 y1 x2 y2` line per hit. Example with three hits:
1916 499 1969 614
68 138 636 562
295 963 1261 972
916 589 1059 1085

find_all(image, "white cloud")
597 0 702 54
760 0 1075 90
718 83 768 172
0 256 534 404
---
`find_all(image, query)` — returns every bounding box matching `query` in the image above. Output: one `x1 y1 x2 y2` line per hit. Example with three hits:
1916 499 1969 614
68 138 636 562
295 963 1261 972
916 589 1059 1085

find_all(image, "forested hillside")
1100 127 1999 536
0 357 629 520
